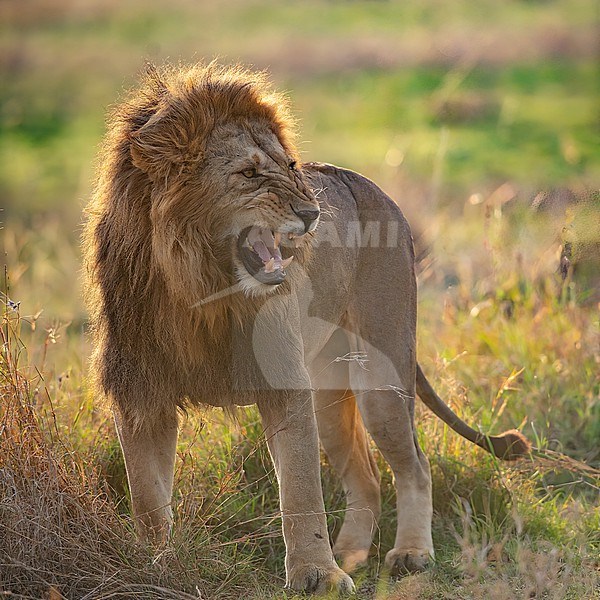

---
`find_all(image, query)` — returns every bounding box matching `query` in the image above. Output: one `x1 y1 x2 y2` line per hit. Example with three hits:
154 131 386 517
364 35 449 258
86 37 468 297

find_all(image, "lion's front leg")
258 392 354 595
114 407 178 544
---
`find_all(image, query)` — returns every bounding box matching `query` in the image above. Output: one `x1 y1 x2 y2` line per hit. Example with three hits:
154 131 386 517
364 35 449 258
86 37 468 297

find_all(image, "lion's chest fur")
171 297 311 407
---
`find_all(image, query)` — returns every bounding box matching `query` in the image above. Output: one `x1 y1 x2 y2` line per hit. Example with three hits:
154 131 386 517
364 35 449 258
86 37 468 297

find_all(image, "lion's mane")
82 63 307 427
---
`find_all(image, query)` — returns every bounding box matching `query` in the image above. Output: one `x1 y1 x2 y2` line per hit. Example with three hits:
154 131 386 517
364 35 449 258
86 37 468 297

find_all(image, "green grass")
1 0 597 223
1 0 599 598
293 61 597 190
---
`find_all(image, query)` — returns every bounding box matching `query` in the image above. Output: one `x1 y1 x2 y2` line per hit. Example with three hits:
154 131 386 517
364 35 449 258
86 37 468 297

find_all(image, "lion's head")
110 62 319 303
83 62 323 415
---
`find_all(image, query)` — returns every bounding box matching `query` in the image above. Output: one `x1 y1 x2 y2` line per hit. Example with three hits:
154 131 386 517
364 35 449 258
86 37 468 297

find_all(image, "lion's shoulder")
303 161 365 183
303 162 408 222
304 161 392 199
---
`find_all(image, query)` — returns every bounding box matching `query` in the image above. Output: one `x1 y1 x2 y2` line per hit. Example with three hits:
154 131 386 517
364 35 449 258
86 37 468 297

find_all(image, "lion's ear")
130 106 188 180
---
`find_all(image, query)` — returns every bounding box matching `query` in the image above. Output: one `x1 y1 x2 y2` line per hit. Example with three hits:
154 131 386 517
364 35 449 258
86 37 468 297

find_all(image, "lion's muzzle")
292 206 320 234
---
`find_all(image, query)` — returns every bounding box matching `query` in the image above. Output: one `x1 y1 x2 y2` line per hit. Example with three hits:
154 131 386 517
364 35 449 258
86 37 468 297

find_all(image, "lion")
83 62 529 594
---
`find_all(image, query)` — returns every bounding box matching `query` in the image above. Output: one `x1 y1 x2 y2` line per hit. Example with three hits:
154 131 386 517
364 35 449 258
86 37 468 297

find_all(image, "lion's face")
202 121 319 293
124 65 318 301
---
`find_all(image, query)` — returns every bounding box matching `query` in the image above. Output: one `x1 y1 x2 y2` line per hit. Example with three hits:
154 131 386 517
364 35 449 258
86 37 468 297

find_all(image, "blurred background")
1 0 597 323
1 2 599 598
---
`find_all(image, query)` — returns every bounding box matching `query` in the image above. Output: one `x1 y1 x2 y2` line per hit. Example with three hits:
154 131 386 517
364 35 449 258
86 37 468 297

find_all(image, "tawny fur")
83 61 529 594
83 63 312 429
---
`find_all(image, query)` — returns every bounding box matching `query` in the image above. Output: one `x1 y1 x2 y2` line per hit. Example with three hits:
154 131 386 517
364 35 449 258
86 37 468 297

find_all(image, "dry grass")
1 191 598 598
0 305 275 599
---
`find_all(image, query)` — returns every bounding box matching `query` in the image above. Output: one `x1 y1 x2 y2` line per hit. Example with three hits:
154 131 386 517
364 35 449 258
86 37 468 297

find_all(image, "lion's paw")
384 547 432 576
334 546 370 573
287 563 355 595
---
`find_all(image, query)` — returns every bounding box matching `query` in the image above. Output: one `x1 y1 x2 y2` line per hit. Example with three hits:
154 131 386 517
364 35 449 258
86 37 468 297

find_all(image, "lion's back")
305 162 414 261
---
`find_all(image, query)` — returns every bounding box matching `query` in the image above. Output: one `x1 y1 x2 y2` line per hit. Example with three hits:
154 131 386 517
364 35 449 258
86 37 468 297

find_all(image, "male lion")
83 63 529 594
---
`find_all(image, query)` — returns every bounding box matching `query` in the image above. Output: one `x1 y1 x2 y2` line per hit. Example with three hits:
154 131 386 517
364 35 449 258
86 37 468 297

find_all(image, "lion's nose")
293 207 320 233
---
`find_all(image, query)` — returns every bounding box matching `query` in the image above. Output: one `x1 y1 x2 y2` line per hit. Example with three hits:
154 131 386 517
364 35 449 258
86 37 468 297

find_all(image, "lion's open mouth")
237 226 298 285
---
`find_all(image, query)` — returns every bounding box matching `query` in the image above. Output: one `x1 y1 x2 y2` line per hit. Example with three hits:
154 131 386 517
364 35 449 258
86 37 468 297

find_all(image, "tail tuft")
490 429 531 461
416 363 531 461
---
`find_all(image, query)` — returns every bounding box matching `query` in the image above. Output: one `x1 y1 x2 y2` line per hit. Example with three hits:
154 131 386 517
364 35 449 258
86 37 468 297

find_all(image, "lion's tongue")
252 241 287 273
251 240 273 263
247 226 273 248
247 227 290 273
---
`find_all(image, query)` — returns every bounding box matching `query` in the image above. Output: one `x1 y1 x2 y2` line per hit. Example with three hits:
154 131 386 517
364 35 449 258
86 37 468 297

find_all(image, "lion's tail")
416 363 530 461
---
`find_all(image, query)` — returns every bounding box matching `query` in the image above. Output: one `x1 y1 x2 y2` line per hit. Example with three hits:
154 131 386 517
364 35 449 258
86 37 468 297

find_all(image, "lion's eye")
242 168 258 178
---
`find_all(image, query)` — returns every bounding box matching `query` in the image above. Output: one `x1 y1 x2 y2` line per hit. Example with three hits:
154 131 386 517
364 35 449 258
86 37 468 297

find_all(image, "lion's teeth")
288 232 295 240
264 258 276 273
281 256 294 269
273 231 282 247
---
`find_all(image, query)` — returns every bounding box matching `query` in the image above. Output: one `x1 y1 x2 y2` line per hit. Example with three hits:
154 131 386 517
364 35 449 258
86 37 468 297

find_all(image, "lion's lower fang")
264 258 276 273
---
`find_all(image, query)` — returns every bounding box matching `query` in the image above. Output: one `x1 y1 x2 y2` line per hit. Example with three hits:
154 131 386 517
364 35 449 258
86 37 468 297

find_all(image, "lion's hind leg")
310 336 382 574
314 387 382 573
342 220 434 575
344 329 434 575
354 386 434 575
